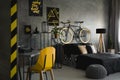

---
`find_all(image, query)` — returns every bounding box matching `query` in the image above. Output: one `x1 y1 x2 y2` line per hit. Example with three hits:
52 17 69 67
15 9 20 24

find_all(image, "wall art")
29 0 43 16
47 7 59 26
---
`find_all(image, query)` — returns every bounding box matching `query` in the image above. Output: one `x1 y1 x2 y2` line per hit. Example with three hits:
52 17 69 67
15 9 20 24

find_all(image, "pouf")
86 64 107 79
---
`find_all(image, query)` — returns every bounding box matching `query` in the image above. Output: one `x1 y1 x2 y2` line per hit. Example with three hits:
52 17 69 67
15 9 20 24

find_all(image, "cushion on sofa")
63 44 82 57
86 45 97 54
78 45 88 54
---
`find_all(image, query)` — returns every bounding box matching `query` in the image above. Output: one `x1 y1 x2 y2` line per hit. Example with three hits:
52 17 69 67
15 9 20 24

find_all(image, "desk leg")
29 57 32 80
18 65 22 80
23 56 25 80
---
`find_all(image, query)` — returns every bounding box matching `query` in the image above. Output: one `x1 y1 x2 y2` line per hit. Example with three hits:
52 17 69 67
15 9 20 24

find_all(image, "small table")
19 50 40 80
117 52 120 54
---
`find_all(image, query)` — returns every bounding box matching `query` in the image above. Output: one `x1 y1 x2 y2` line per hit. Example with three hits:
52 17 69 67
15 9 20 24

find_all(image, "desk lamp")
96 28 106 53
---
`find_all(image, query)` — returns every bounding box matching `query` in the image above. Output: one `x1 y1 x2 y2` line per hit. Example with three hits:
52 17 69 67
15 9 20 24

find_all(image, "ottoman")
86 64 107 79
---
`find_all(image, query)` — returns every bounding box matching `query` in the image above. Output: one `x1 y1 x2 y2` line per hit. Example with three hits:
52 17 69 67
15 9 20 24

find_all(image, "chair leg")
26 68 32 80
50 69 54 80
44 72 48 80
26 69 29 80
40 71 44 80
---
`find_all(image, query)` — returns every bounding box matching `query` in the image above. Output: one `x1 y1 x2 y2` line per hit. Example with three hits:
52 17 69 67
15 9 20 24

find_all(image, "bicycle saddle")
74 21 84 23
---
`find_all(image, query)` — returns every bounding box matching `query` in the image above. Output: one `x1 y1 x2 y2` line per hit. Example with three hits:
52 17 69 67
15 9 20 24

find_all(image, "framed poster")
47 7 59 26
29 0 43 16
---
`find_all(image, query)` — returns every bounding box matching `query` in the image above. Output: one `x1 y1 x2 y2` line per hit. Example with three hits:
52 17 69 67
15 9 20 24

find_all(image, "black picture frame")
47 7 59 26
29 0 43 16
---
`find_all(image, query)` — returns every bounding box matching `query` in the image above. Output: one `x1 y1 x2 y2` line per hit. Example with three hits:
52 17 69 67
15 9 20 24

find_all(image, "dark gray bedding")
76 53 120 75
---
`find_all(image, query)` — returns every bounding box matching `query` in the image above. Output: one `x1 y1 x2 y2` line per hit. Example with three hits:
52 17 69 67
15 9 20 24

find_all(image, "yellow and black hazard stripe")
10 0 17 80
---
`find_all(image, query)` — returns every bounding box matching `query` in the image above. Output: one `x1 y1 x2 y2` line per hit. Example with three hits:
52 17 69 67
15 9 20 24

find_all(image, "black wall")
0 0 10 79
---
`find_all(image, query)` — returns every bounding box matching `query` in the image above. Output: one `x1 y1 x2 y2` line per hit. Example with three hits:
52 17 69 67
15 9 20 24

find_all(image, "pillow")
91 45 97 53
86 45 97 54
86 45 93 53
78 45 88 54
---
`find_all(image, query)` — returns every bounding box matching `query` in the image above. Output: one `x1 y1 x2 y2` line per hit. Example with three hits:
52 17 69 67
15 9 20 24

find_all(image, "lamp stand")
98 34 106 53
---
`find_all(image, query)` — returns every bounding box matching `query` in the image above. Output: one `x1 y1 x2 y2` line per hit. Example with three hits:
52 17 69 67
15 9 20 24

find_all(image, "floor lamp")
96 28 106 53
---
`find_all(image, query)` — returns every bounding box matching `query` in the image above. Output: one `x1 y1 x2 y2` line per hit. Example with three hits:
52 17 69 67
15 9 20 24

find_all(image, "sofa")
63 43 93 67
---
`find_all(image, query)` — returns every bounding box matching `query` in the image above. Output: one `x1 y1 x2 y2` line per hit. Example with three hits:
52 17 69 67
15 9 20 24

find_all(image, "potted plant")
108 35 115 53
51 26 61 38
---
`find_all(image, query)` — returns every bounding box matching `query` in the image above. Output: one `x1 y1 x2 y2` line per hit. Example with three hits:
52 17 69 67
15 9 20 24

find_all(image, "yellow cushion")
78 45 87 54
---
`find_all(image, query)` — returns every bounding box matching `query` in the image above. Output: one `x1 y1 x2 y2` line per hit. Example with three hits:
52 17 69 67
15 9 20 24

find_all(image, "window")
119 19 120 50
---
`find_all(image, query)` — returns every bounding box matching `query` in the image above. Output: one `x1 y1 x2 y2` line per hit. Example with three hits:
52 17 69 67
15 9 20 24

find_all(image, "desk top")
19 50 40 57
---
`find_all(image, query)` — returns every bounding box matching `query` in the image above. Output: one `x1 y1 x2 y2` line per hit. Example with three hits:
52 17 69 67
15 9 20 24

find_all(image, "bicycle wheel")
79 28 91 43
60 28 73 44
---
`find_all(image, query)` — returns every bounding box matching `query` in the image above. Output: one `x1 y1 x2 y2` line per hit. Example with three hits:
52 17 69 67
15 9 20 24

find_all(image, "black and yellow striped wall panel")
10 0 17 80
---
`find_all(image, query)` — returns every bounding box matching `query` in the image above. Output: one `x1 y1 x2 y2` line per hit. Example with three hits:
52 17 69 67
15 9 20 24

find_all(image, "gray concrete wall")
0 0 10 79
18 0 110 49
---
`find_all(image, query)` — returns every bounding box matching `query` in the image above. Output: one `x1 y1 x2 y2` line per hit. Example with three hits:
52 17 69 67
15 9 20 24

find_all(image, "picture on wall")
47 7 59 26
29 0 43 16
24 25 31 34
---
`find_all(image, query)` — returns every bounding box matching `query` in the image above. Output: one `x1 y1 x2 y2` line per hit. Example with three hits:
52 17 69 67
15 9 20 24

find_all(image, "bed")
76 53 120 75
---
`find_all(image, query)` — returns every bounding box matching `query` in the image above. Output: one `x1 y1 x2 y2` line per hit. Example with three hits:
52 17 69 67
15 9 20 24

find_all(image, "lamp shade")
96 28 106 33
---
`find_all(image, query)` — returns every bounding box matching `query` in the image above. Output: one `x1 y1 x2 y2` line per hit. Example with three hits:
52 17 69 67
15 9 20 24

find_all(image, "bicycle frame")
62 22 83 39
59 22 82 43
53 20 91 44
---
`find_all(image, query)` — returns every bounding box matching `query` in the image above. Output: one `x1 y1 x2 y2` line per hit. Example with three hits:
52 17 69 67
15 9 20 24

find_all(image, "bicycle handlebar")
61 21 70 24
74 21 84 24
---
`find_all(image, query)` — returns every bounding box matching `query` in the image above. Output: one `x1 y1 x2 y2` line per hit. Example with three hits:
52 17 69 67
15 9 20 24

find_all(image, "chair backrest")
36 47 56 70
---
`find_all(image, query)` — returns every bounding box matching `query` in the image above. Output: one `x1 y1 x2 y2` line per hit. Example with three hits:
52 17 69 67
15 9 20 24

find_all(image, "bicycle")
58 20 91 44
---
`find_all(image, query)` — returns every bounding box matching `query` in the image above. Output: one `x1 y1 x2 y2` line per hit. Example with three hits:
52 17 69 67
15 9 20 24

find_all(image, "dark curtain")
109 0 120 52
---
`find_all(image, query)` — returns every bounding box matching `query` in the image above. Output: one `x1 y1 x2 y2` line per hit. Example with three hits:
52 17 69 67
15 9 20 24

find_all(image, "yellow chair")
26 47 56 80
